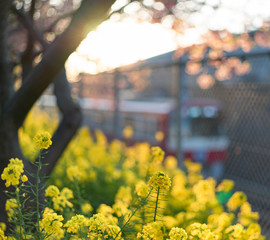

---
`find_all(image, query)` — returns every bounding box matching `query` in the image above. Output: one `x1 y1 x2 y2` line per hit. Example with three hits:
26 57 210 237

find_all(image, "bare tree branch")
44 10 75 33
10 3 48 80
10 5 48 48
6 0 116 129
29 0 36 18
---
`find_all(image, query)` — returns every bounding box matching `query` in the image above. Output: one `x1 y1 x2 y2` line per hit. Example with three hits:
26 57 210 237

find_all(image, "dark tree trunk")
0 0 116 225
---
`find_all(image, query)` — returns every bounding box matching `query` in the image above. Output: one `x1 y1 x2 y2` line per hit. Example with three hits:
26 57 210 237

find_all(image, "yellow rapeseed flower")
246 223 262 239
88 213 107 232
113 201 131 219
155 131 164 142
0 228 7 240
67 165 81 181
115 186 132 205
52 187 74 211
225 224 244 240
106 225 122 240
135 180 149 197
238 202 259 226
122 125 133 139
207 213 234 231
64 214 89 233
151 146 164 163
193 178 217 204
165 156 178 170
168 227 187 240
185 160 202 173
148 172 171 191
227 192 247 211
45 185 60 198
21 174 28 182
137 221 164 240
187 222 217 240
33 131 52 149
5 198 18 218
0 223 6 231
217 179 234 192
97 204 114 216
39 208 64 238
81 202 93 215
1 158 24 187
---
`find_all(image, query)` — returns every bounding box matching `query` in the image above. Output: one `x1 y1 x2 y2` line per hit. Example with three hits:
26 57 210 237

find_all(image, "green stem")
35 152 42 239
15 188 25 240
113 189 152 240
153 187 160 222
74 178 83 212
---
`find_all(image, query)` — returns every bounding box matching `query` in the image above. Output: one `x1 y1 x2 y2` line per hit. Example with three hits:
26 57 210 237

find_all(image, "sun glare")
66 18 177 81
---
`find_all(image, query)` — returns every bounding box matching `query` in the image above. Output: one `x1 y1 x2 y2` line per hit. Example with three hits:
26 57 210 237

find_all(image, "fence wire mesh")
72 47 270 236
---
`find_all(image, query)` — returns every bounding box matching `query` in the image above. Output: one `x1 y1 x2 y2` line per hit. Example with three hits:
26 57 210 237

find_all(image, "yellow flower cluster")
122 125 133 139
0 228 7 240
187 222 218 240
137 221 163 240
225 223 244 240
227 192 247 211
88 213 122 239
238 202 259 226
88 213 107 232
135 180 149 197
5 111 263 240
81 202 93 215
33 131 52 149
39 208 64 238
45 185 60 198
148 171 171 190
155 131 164 142
217 179 234 192
45 185 73 211
168 227 187 240
106 225 122 240
193 178 217 205
151 146 165 163
67 165 81 181
5 198 18 221
1 158 27 187
207 212 234 233
64 214 90 233
115 186 132 205
164 156 178 170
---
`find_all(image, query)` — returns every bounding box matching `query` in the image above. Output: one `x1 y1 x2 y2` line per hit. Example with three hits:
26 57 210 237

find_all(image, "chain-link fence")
72 47 270 236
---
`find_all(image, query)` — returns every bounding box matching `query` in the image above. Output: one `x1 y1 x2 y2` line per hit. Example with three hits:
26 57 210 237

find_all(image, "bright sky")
66 0 270 80
66 18 177 79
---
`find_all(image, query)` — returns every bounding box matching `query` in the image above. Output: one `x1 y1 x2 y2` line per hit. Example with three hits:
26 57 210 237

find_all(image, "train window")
134 115 145 139
145 116 157 142
93 112 105 124
121 114 158 142
190 117 220 137
167 107 224 151
103 111 114 133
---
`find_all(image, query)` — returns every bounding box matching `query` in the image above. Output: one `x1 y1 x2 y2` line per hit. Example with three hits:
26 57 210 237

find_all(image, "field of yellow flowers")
0 109 264 239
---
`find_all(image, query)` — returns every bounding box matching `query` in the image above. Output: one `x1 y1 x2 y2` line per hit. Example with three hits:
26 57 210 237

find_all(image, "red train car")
80 97 229 178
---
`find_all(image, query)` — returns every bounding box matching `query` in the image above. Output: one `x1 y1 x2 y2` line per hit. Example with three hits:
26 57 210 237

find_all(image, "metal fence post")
113 69 120 139
174 62 181 167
